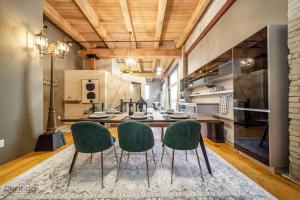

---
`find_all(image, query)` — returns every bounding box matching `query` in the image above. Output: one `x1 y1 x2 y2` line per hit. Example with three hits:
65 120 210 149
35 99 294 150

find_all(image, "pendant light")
125 32 136 68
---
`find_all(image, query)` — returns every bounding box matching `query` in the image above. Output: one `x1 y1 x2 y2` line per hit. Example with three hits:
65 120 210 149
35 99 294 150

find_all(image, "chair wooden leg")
195 149 204 181
69 151 78 174
161 145 165 163
171 149 175 184
113 144 118 164
115 150 124 183
101 151 104 188
185 150 188 162
151 148 156 167
145 151 150 187
90 153 93 164
161 127 164 142
127 152 130 162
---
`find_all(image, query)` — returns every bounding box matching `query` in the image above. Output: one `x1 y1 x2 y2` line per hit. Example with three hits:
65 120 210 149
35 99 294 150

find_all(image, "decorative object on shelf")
219 95 229 115
81 79 100 104
34 29 71 151
43 79 58 87
240 57 255 69
208 86 223 92
63 98 81 104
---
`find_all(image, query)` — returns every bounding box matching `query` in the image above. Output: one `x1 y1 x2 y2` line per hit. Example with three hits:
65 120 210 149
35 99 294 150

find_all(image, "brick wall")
288 0 300 182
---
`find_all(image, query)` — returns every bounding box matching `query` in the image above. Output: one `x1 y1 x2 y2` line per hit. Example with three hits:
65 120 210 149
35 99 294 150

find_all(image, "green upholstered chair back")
163 120 201 150
117 121 154 152
71 121 113 153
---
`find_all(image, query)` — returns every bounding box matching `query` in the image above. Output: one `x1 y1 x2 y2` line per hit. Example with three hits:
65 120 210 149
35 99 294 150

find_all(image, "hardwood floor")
0 133 73 185
1 128 300 200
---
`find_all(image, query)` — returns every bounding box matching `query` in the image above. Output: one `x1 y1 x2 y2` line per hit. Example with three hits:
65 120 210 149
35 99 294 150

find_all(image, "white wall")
187 0 288 74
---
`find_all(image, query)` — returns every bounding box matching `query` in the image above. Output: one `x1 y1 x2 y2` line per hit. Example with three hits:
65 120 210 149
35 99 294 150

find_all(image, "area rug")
0 134 275 200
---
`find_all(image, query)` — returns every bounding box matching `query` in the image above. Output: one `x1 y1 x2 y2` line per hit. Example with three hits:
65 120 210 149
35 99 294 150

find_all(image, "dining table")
61 111 221 174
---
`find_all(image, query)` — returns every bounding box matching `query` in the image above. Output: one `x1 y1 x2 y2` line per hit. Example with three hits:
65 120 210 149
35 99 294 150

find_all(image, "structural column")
288 0 300 182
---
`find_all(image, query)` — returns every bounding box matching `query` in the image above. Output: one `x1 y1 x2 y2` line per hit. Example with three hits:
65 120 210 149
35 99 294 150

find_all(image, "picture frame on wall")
81 79 100 104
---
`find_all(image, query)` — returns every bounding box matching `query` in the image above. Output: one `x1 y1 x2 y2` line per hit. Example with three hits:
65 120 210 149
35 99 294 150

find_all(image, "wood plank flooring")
0 128 300 200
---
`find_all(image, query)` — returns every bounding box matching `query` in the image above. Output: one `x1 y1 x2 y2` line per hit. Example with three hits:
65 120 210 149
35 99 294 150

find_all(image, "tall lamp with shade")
34 30 70 151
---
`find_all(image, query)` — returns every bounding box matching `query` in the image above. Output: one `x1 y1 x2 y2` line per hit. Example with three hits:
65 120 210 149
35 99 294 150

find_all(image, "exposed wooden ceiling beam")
119 0 136 48
130 73 161 78
176 0 211 48
152 0 168 73
151 59 157 73
43 0 89 49
163 59 174 76
79 48 181 59
73 0 115 48
154 0 167 49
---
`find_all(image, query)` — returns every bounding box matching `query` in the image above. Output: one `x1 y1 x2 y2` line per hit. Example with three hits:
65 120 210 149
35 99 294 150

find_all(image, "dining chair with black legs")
69 121 118 188
115 121 155 187
161 120 204 184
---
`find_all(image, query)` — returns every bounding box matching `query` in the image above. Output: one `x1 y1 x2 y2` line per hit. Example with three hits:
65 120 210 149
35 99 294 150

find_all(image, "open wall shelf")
189 90 233 97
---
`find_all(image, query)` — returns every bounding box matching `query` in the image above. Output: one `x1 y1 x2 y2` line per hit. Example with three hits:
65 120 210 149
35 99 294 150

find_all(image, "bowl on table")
130 112 147 119
169 112 188 119
166 109 174 114
106 109 120 114
94 111 106 116
89 111 109 119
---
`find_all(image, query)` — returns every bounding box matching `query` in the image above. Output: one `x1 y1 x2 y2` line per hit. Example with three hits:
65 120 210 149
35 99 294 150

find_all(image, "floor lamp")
33 30 70 151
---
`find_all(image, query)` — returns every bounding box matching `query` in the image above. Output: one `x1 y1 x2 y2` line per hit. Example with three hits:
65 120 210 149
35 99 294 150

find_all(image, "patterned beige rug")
0 135 275 200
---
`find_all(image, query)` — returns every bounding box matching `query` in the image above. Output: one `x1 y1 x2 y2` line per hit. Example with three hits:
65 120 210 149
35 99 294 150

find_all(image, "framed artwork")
81 79 100 104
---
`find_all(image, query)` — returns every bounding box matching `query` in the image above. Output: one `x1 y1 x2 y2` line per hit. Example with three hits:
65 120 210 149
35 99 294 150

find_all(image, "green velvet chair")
115 121 155 187
69 121 118 188
161 120 204 184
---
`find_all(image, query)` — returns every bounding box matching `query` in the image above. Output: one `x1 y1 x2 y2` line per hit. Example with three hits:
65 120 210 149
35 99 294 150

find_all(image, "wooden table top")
61 111 220 124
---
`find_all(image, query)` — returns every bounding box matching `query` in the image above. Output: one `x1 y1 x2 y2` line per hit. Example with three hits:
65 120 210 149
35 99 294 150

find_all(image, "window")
145 85 150 100
160 81 166 108
168 66 178 110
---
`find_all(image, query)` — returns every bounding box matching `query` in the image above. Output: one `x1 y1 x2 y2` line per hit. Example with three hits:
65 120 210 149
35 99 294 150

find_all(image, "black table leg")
199 134 212 174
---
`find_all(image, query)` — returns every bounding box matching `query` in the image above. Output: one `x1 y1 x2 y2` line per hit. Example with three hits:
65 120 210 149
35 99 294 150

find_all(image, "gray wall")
42 20 83 129
187 0 288 74
0 0 43 164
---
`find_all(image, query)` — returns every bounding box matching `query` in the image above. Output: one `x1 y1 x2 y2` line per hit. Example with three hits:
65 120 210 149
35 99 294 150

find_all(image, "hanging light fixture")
57 39 70 58
240 57 255 68
156 66 162 75
125 32 136 68
240 41 255 69
34 30 48 55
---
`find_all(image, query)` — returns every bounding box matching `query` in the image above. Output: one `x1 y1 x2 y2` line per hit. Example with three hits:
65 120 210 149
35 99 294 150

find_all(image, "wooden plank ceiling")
44 0 211 77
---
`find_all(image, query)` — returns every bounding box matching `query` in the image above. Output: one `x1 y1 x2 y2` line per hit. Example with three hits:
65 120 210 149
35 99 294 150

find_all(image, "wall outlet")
0 139 4 148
